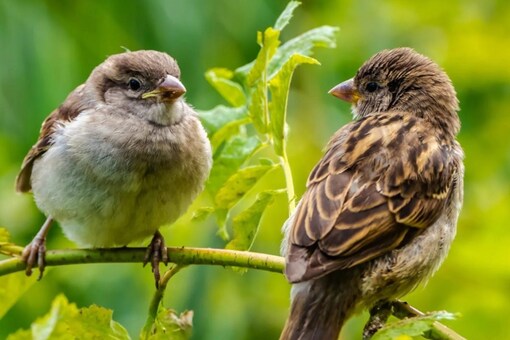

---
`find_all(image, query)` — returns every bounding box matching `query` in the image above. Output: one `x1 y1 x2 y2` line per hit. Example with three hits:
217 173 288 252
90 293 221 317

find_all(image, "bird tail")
280 272 360 340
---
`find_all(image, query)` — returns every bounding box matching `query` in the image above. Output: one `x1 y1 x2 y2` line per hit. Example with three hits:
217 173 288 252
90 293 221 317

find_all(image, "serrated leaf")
267 26 338 79
206 136 262 196
269 54 319 155
236 26 338 80
198 105 247 137
8 294 130 340
226 190 283 251
215 165 276 210
0 273 37 319
142 307 193 340
372 311 458 340
205 68 246 107
274 1 301 31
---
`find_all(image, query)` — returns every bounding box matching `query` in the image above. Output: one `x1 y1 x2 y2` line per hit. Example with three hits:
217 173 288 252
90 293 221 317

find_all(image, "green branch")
0 246 285 277
0 244 463 340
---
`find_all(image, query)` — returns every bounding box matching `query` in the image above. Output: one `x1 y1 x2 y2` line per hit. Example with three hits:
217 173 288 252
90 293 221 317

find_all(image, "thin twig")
142 264 187 337
364 301 466 340
391 301 466 340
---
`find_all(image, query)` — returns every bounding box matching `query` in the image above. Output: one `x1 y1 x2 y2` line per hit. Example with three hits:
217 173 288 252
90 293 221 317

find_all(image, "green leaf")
215 164 276 210
206 136 262 197
247 28 280 86
8 294 130 340
236 25 338 80
0 273 37 319
247 81 268 134
243 27 281 133
274 1 301 31
209 116 250 150
141 307 193 340
205 68 246 107
214 208 229 240
372 311 458 340
191 207 214 222
267 26 338 79
269 54 320 155
198 105 247 137
226 190 284 251
258 158 274 166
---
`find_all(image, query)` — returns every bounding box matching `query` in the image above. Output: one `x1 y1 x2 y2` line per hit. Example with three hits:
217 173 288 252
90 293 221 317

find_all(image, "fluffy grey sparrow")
16 50 212 285
280 48 464 339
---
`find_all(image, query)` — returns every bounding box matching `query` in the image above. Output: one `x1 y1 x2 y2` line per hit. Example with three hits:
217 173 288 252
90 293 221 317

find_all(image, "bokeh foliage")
0 0 509 339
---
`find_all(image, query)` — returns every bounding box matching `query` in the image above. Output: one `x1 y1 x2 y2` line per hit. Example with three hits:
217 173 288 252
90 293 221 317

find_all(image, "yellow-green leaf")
191 207 214 222
246 28 280 86
274 1 301 31
0 273 37 319
7 294 130 340
206 136 262 197
247 81 268 134
209 116 250 150
205 68 246 107
226 190 284 251
141 307 193 340
198 105 247 137
215 164 276 210
269 54 319 155
372 311 458 340
267 26 338 79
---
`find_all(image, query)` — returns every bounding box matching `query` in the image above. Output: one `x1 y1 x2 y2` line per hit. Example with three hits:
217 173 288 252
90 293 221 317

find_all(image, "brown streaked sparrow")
16 50 212 285
280 48 464 339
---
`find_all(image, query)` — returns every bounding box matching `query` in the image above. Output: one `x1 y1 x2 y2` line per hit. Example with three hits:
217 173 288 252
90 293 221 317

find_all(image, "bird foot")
22 236 47 280
143 231 169 287
362 301 392 339
21 217 53 280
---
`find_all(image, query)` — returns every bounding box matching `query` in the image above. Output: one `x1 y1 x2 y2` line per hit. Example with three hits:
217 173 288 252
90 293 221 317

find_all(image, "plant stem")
391 301 466 340
279 146 296 213
0 246 285 277
143 264 186 337
365 301 466 340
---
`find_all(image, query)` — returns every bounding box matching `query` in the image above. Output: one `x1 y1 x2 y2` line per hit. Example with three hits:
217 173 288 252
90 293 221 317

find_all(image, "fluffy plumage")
17 50 212 281
281 48 464 339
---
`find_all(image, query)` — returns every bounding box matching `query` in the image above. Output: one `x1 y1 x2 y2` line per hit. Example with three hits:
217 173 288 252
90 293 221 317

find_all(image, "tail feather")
280 271 361 340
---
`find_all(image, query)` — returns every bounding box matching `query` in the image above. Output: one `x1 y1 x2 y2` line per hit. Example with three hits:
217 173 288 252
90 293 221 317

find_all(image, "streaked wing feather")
285 112 459 283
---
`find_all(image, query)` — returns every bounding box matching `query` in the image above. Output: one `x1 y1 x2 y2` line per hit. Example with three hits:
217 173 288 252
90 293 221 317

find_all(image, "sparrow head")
88 50 188 125
330 48 460 135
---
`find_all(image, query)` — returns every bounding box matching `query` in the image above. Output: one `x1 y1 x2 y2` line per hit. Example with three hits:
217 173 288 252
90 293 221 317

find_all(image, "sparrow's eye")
365 82 379 93
128 78 141 91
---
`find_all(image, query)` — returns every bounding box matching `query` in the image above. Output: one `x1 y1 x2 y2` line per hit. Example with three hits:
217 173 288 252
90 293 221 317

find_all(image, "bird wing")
16 84 88 192
285 112 461 283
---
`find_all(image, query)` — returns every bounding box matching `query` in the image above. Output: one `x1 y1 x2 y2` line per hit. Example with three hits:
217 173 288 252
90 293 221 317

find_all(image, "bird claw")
143 231 168 288
22 236 47 280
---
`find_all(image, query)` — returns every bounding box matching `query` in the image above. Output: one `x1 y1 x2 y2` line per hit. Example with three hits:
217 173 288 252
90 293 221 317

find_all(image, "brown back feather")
15 84 89 192
285 112 462 283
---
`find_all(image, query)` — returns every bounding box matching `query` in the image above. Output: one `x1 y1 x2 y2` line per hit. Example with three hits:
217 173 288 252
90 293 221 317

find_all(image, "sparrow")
280 48 464 339
16 50 212 285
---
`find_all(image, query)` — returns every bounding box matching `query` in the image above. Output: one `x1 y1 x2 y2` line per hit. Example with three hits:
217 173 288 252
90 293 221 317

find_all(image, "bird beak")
329 78 360 104
142 75 186 101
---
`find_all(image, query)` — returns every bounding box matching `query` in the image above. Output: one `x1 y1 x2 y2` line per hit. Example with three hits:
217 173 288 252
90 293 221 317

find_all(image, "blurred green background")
1 0 509 339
